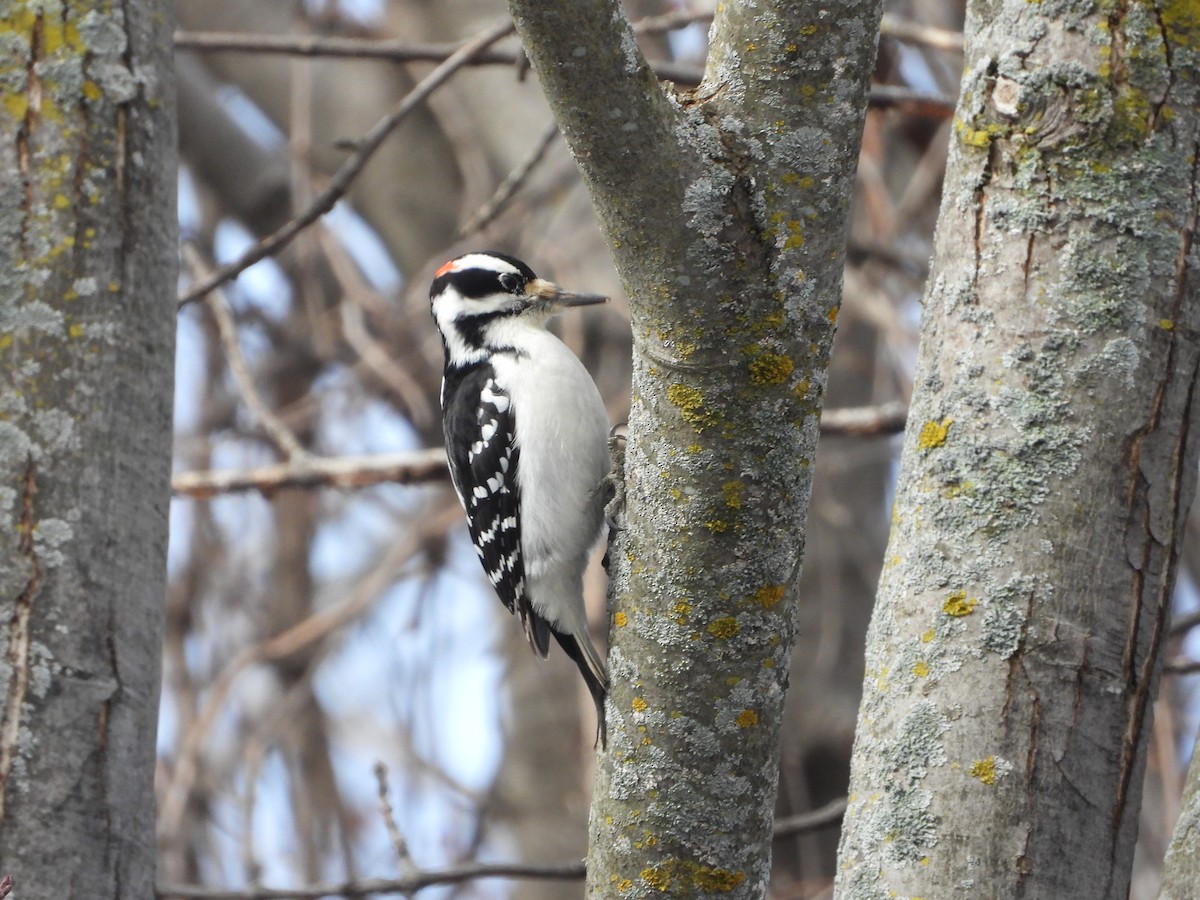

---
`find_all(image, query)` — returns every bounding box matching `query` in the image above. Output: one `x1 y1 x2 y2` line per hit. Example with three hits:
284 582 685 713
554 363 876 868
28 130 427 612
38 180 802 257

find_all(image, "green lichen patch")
863 700 950 865
968 754 1013 785
670 599 692 626
666 382 719 431
979 575 1035 658
707 617 740 639
639 858 746 894
752 584 786 609
917 417 952 450
721 480 745 509
747 351 794 385
941 591 977 617
1161 0 1200 49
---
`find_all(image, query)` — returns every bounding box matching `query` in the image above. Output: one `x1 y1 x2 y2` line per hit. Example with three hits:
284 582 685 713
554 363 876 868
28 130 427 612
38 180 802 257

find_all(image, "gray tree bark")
1161 725 1200 899
0 2 176 897
837 3 1200 899
506 1 884 895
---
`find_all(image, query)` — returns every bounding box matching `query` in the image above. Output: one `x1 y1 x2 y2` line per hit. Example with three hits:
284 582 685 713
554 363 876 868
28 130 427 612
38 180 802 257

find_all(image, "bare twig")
173 30 956 108
157 795 850 898
183 245 309 459
156 862 587 899
1164 657 1200 676
1169 609 1200 638
172 11 714 59
156 504 460 839
459 120 560 237
772 797 849 839
314 227 436 426
820 401 908 437
170 404 906 499
171 448 449 498
175 31 517 63
373 762 416 872
176 13 960 61
866 84 957 119
177 19 515 308
170 402 905 499
879 14 964 52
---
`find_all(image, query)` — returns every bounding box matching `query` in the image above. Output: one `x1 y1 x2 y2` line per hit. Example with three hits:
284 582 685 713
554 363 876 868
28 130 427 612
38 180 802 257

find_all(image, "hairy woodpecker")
430 251 611 746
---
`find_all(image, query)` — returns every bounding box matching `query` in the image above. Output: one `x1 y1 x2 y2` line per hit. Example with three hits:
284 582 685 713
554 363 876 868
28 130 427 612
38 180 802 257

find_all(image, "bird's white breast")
489 326 610 576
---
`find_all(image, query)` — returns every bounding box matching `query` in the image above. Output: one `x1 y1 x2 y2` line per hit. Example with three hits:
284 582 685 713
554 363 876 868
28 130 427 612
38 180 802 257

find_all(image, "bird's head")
429 252 606 364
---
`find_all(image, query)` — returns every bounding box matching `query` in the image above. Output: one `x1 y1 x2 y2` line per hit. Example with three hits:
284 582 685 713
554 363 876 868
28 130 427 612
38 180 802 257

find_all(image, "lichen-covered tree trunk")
1160 728 1200 899
836 4 1200 899
506 1 883 895
0 2 176 896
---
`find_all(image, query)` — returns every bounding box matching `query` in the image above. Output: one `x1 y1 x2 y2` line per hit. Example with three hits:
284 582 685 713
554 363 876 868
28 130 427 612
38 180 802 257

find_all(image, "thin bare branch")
172 11 714 59
1170 609 1200 639
820 401 908 437
174 29 955 110
880 14 963 52
177 19 515 308
1164 657 1200 676
459 120 560 237
170 402 906 499
867 84 957 119
315 227 436 426
157 796 851 898
183 245 309 459
373 762 416 873
156 504 460 839
170 402 905 499
171 449 449 498
772 797 850 839
175 12 960 61
175 31 516 63
156 862 587 899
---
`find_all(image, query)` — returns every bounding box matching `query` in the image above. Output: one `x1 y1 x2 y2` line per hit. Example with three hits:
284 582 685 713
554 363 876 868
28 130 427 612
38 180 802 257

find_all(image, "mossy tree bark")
836 3 1200 899
0 1 176 896
506 1 884 895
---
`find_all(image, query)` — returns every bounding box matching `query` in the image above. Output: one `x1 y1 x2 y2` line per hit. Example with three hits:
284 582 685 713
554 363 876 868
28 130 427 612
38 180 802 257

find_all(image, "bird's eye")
498 273 524 294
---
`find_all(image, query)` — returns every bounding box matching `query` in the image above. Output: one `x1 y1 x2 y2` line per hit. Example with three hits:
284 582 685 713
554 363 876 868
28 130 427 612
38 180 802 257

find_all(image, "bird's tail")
552 625 608 749
528 563 609 747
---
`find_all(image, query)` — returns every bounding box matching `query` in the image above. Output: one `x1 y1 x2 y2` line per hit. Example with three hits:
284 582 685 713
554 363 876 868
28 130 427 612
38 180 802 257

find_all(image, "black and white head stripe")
430 251 536 301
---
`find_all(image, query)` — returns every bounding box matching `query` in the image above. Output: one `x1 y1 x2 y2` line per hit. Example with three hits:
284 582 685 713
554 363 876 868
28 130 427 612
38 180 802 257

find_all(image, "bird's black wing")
442 365 549 655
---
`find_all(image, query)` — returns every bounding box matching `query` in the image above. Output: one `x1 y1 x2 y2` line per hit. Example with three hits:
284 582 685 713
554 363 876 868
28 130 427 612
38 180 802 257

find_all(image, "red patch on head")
435 259 459 278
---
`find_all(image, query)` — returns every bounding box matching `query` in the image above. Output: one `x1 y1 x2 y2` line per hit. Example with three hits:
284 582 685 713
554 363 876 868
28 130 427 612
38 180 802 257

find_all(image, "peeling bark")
837 3 1200 899
0 1 176 896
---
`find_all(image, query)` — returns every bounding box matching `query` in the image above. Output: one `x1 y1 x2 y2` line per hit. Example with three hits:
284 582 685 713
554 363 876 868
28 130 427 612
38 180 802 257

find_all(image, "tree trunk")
1160 723 1200 899
506 1 883 894
837 3 1200 898
0 2 176 897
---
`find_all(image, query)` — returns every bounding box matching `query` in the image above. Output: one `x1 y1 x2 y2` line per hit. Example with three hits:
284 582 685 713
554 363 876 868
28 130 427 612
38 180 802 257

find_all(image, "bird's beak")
527 278 607 311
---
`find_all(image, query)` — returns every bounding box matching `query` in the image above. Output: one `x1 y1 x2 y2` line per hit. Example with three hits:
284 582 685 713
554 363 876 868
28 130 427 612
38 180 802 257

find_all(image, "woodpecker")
430 251 611 747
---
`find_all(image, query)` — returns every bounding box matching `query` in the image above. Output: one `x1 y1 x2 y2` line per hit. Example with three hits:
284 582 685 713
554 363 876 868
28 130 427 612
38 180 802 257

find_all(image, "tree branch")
506 0 689 252
169 405 904 499
183 245 309 460
156 862 587 899
156 798 850 898
820 401 908 437
771 797 850 839
170 449 450 498
176 19 514 307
